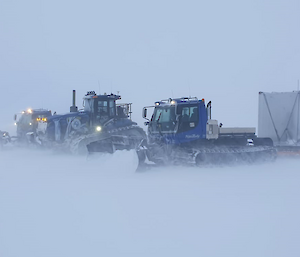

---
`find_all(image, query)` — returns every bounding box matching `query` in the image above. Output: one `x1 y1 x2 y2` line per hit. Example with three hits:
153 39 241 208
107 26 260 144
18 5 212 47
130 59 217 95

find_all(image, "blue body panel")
148 99 208 145
175 100 207 144
46 112 90 142
46 111 137 142
105 118 137 131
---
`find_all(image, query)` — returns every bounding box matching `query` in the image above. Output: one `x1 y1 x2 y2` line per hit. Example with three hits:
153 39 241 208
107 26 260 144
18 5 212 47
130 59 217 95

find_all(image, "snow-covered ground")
1 148 300 257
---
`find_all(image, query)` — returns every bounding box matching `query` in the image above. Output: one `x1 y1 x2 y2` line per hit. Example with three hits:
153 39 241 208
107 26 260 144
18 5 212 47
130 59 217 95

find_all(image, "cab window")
178 105 199 132
97 101 108 116
109 100 115 116
181 106 198 122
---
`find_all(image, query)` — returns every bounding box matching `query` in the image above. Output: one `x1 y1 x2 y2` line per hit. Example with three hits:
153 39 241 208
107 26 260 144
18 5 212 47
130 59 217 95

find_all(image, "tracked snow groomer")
140 97 276 166
38 90 146 155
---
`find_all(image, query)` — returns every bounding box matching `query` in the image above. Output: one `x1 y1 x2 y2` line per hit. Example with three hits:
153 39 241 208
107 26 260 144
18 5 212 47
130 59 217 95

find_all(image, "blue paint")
147 98 208 145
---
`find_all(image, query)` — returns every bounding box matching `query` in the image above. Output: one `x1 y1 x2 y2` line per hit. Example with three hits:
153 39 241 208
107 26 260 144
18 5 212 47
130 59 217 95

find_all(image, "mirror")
14 114 17 121
142 108 147 118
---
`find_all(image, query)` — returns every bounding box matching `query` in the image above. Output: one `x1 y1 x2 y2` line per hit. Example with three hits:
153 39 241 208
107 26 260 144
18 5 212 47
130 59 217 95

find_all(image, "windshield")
94 99 115 124
151 106 176 132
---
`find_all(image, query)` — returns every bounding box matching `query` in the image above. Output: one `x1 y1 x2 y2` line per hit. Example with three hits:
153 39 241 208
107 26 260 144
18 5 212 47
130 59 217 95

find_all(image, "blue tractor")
38 90 146 155
141 97 276 165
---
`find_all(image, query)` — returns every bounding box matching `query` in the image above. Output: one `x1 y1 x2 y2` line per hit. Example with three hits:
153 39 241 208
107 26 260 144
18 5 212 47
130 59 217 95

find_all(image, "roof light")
155 102 159 106
96 126 102 132
27 109 32 113
170 100 176 105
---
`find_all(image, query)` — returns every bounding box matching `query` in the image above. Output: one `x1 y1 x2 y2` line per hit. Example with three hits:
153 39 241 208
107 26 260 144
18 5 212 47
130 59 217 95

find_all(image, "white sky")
1 0 300 132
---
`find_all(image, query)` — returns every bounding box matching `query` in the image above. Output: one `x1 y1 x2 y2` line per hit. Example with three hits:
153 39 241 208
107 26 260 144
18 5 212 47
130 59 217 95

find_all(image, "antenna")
298 79 299 91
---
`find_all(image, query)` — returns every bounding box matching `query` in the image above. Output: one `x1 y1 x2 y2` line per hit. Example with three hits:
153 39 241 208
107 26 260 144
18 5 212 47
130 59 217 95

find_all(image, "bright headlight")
96 126 102 132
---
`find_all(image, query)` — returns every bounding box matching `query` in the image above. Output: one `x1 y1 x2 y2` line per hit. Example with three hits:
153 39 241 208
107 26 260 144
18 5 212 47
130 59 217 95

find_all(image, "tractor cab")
83 91 131 126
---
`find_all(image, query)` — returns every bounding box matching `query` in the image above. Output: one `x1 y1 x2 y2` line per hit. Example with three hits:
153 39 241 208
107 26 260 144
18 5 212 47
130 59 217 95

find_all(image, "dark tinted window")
94 100 115 123
109 100 115 116
178 105 199 132
97 101 108 115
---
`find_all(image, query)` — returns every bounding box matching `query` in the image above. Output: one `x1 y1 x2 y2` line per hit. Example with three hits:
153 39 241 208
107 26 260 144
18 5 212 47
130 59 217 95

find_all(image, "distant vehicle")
0 130 11 149
14 109 52 143
258 91 300 155
140 96 276 166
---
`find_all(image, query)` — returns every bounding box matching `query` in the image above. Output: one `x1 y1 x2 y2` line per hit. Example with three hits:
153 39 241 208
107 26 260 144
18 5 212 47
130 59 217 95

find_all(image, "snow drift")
1 148 300 257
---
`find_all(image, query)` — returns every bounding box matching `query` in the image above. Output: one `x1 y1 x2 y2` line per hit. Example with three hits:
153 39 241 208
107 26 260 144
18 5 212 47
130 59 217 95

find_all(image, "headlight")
96 126 102 132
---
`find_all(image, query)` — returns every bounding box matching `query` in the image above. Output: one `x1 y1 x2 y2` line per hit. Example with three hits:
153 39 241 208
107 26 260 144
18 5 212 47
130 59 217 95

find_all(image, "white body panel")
219 127 256 134
258 91 300 146
206 119 219 139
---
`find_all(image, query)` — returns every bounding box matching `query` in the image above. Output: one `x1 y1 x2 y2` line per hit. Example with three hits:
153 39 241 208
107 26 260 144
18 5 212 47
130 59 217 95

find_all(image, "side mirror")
144 121 149 126
14 114 17 121
142 108 147 119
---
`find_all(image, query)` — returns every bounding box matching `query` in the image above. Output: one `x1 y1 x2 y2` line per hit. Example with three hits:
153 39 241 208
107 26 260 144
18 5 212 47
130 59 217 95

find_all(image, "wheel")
195 153 210 166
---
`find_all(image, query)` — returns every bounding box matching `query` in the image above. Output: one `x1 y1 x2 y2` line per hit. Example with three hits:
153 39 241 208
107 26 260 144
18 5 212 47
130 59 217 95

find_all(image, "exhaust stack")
70 90 78 112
